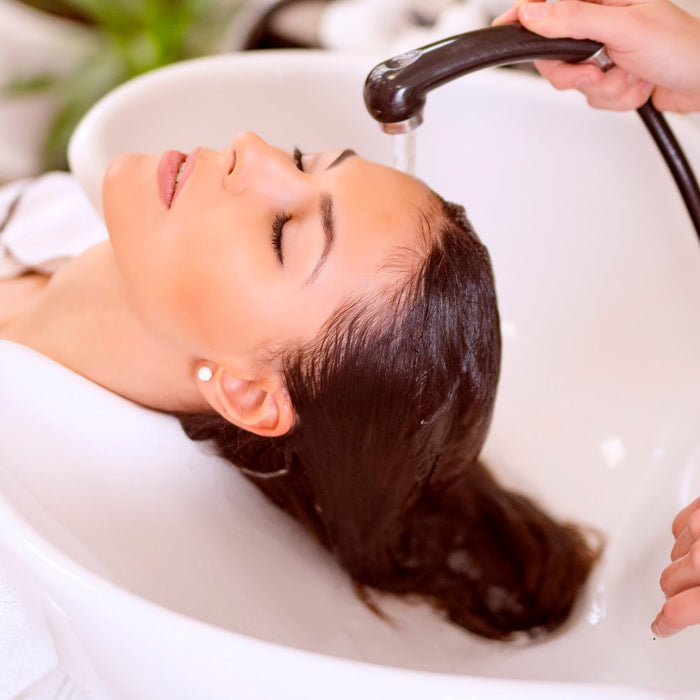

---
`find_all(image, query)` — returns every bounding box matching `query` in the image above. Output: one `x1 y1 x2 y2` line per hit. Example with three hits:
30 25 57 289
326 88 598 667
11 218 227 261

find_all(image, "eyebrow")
327 148 356 170
305 194 335 286
304 149 356 285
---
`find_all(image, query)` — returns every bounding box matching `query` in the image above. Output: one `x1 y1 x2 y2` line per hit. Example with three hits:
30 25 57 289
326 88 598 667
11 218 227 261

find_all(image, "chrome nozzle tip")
380 114 423 135
582 46 614 72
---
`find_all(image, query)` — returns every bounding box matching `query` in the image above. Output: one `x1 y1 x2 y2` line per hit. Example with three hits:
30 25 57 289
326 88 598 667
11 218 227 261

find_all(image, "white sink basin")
1 50 699 699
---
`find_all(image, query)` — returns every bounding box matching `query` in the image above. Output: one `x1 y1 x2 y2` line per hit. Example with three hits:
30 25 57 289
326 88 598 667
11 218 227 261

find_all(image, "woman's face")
103 131 431 374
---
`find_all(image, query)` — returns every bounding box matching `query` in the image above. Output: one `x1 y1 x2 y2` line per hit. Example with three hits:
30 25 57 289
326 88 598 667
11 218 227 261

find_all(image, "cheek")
116 228 260 357
103 154 163 277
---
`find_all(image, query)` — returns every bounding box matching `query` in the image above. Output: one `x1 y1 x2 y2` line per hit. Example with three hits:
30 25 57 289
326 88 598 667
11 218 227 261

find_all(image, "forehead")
330 156 434 248
306 157 436 317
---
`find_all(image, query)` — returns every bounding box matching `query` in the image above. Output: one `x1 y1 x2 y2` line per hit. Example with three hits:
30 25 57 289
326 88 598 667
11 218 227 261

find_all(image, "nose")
226 131 303 193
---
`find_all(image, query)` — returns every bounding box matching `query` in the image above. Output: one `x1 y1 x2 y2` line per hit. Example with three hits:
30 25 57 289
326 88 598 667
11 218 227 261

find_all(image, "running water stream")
392 131 416 175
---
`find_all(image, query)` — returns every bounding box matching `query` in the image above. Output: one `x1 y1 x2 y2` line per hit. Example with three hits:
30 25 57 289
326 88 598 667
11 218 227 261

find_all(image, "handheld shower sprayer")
363 24 700 243
363 25 612 132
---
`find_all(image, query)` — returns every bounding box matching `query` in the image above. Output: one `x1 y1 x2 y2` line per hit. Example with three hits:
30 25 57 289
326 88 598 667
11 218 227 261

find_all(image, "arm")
493 0 700 113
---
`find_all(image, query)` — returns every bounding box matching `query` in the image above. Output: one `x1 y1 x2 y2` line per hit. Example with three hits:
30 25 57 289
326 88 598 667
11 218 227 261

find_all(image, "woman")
0 131 599 640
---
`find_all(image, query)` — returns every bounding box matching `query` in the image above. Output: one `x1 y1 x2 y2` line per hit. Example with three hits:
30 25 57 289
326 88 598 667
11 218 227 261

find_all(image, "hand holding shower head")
363 24 700 242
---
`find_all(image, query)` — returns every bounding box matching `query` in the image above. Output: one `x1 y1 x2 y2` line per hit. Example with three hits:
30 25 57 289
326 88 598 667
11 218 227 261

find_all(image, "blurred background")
1 0 700 181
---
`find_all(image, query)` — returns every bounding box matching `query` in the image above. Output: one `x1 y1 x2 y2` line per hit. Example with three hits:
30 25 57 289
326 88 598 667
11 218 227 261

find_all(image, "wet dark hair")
178 193 600 640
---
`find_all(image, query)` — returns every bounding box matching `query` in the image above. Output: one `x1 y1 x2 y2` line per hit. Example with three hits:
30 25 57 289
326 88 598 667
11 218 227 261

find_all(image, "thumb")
518 1 622 45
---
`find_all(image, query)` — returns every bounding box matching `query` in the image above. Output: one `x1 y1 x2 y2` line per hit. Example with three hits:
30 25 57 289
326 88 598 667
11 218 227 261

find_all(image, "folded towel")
0 172 108 279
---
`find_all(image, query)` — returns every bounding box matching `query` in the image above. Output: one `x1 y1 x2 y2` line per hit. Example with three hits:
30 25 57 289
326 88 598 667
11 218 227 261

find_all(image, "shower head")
363 24 609 134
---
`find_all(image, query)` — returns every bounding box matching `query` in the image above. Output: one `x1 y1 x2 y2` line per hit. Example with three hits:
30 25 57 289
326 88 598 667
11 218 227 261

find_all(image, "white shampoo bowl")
1 51 699 699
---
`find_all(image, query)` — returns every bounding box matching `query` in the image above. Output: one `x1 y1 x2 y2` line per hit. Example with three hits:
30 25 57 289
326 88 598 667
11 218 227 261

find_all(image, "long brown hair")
178 194 600 640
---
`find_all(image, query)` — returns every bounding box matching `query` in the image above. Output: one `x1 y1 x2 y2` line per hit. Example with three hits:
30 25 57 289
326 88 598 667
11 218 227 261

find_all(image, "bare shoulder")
0 274 50 331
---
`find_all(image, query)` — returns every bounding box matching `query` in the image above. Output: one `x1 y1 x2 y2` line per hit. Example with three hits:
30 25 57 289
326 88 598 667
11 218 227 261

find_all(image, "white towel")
0 564 58 699
0 172 108 279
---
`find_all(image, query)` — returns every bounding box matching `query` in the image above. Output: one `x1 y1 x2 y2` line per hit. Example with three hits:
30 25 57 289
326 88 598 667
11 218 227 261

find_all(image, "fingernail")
651 613 680 638
521 3 551 20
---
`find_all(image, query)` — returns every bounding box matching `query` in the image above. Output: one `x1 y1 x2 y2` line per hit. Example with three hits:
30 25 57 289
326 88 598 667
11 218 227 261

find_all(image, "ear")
196 364 294 437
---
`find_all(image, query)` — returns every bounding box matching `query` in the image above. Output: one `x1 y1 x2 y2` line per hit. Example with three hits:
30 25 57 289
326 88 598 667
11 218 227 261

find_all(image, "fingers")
491 2 521 25
671 502 700 558
582 69 654 110
672 496 700 538
513 0 627 45
532 61 654 110
652 587 700 637
660 544 700 598
652 499 700 638
492 0 654 111
492 0 632 26
532 58 604 91
493 0 700 109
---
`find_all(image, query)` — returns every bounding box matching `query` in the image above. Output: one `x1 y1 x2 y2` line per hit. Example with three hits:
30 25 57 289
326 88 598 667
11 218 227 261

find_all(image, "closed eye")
270 148 304 264
272 211 290 264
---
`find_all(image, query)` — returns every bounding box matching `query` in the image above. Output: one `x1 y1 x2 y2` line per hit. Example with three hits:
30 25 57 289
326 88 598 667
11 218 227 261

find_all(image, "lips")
158 149 197 207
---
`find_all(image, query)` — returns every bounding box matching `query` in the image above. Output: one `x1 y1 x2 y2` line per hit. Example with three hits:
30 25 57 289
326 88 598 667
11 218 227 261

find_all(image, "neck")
1 242 209 413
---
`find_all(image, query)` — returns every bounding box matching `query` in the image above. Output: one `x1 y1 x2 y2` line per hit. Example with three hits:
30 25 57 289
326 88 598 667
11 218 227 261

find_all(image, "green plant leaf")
10 0 245 171
57 0 144 28
1 73 60 97
41 46 127 170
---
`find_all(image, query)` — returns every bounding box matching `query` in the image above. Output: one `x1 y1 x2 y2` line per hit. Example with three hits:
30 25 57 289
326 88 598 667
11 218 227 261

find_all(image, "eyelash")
272 212 290 264
271 148 305 264
293 147 304 171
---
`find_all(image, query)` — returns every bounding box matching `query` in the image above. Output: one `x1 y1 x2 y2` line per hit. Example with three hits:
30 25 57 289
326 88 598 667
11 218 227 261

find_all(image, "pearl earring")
197 365 213 382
